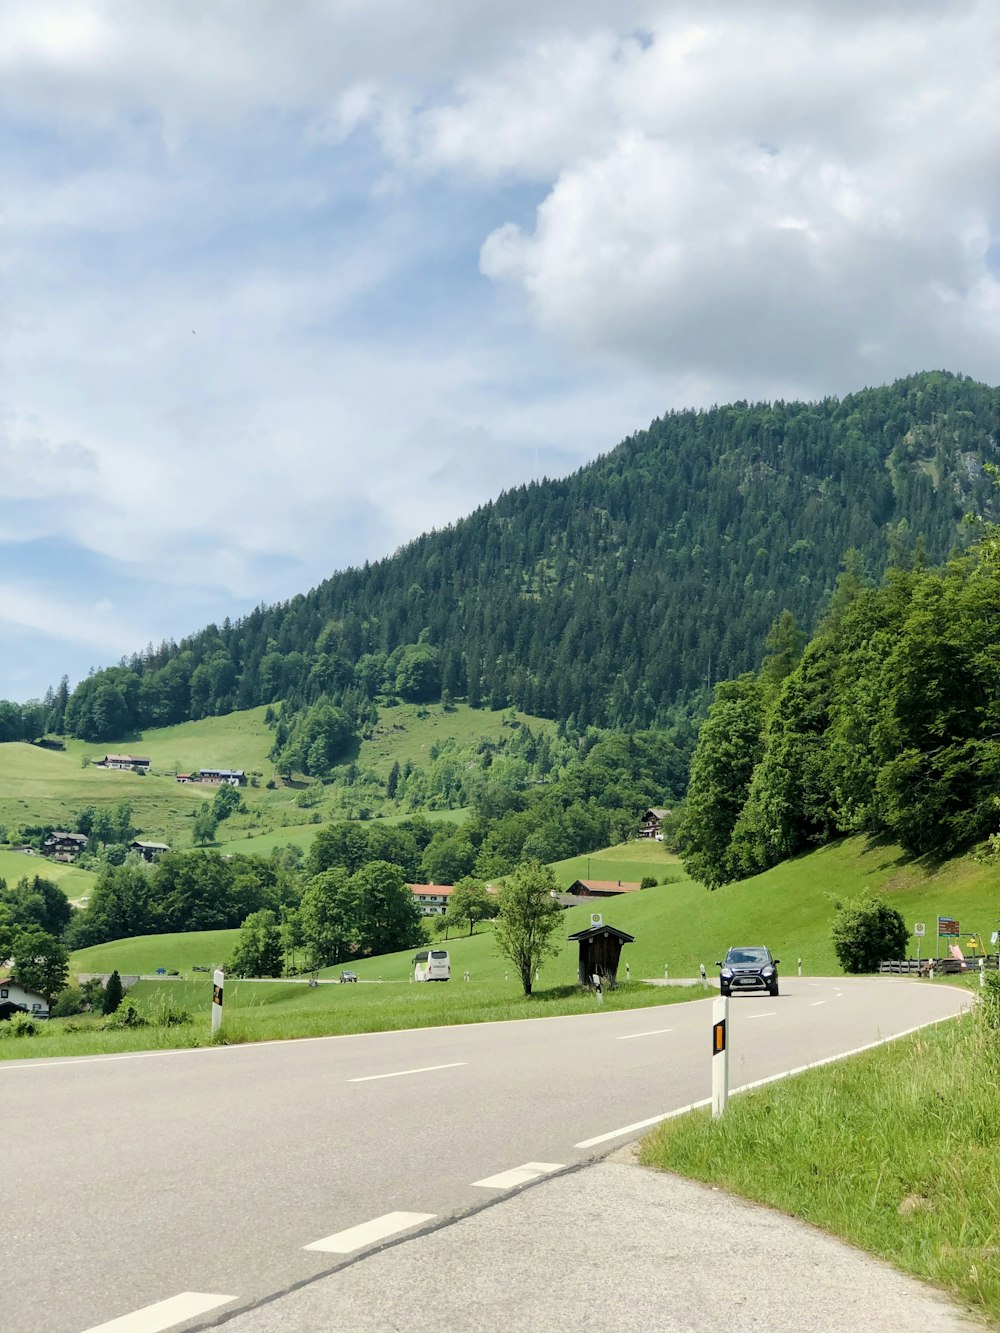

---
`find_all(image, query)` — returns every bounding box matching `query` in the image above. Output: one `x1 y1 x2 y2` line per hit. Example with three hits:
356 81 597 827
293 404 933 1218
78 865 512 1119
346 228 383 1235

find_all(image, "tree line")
680 522 1000 885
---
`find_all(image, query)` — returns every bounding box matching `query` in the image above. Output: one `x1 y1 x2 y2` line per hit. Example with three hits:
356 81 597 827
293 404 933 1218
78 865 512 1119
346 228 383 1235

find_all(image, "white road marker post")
712 994 729 1119
593 973 603 1007
663 963 669 981
797 958 802 977
211 968 224 1035
626 961 630 982
699 963 706 981
980 957 985 989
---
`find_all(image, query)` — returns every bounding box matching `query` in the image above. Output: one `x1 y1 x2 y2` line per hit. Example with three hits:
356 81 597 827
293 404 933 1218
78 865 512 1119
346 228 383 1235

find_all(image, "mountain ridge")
7 369 999 747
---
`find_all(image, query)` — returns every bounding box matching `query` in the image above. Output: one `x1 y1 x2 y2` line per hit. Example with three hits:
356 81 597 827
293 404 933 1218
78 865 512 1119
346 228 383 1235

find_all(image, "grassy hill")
0 701 544 850
70 833 999 988
0 848 96 904
70 930 241 977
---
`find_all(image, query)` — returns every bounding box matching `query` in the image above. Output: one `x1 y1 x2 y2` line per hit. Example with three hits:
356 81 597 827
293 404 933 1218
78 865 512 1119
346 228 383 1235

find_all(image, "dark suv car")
716 946 780 997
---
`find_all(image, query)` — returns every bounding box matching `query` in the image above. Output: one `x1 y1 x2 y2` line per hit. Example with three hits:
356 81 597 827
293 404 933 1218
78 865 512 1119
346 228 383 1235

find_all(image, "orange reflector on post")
712 1019 726 1054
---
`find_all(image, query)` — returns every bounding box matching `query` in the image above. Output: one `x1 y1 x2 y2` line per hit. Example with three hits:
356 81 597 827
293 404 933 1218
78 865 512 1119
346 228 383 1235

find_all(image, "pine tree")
102 969 124 1015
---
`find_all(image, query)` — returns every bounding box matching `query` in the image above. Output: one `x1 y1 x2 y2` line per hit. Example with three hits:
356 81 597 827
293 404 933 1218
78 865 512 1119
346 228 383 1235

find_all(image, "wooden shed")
567 921 635 989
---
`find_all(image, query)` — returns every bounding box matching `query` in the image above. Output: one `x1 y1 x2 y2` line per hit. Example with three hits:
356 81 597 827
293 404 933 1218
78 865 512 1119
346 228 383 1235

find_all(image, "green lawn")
0 848 97 903
640 1008 1000 1324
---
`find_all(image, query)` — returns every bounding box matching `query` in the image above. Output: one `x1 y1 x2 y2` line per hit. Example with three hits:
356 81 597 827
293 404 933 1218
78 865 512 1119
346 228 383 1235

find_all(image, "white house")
408 883 454 916
0 979 49 1019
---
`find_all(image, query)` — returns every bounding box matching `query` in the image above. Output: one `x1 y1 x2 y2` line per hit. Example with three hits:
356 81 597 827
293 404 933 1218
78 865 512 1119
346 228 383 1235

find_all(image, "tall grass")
640 998 1000 1322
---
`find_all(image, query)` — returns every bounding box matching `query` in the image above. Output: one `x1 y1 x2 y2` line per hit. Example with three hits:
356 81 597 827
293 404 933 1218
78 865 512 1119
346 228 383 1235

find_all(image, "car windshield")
726 948 770 965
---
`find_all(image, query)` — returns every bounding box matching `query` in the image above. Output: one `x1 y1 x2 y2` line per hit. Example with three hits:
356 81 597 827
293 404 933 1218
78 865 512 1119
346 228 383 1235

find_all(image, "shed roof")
567 879 641 894
566 924 635 944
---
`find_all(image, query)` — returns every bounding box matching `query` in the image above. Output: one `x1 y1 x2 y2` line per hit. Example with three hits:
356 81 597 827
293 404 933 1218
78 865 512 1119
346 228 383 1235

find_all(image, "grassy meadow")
0 702 542 851
70 929 241 977
0 848 96 904
640 1006 1000 1323
64 832 1000 988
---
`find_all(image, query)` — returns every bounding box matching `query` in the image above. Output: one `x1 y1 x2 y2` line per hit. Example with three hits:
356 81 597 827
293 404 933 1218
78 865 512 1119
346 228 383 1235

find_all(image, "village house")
0 979 49 1020
130 839 171 863
197 769 245 786
42 831 89 862
97 754 151 773
638 807 671 840
565 878 642 898
408 883 453 916
175 773 192 783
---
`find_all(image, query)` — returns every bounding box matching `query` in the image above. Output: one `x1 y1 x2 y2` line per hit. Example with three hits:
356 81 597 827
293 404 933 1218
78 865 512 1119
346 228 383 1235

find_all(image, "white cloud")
2 1 1000 697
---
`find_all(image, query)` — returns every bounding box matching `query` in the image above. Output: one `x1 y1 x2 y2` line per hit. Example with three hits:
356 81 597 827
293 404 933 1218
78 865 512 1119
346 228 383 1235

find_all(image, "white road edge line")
573 1009 968 1150
80 1292 236 1333
615 1028 674 1040
811 1001 827 1007
348 1062 466 1083
305 1211 435 1254
472 1162 564 1189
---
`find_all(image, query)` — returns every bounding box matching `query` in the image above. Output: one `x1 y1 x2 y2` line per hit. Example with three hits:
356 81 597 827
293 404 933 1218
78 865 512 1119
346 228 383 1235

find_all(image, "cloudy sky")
3 1 999 701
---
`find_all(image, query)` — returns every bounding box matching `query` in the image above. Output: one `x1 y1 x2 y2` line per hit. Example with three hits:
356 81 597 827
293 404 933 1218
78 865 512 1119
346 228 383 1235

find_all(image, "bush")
981 971 1000 1030
102 970 125 1015
640 876 658 889
148 996 191 1027
830 894 909 973
50 986 85 1018
102 1000 147 1029
0 1011 44 1038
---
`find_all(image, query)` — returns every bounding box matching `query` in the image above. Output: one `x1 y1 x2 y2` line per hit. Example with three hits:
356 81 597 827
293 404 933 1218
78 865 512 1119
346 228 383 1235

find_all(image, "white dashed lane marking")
744 1011 777 1019
80 1292 236 1333
305 1212 436 1254
348 1062 466 1082
471 1162 564 1189
616 1027 673 1040
811 1001 827 1007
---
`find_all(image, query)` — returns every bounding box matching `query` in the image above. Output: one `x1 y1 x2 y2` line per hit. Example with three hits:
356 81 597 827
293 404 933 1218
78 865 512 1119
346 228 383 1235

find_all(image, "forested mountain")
10 371 1000 747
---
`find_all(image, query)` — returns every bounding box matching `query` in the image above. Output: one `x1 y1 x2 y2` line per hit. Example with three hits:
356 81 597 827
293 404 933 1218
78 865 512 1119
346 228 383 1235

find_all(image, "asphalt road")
2 976 969 1333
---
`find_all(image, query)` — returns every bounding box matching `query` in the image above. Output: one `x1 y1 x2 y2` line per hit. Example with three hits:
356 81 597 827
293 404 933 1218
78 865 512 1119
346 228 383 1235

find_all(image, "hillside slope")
40 371 1000 741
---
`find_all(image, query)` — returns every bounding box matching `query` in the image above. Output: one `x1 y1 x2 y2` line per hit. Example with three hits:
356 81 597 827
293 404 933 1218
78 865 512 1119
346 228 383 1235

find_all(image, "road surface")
1 976 969 1332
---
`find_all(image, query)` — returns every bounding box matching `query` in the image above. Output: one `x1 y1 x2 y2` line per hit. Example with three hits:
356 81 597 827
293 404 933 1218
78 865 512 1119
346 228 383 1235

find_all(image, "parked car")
716 946 780 997
339 971 359 983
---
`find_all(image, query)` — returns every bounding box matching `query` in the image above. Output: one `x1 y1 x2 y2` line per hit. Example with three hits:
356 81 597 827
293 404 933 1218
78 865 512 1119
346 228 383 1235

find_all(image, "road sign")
914 923 925 938
992 932 999 946
937 917 960 937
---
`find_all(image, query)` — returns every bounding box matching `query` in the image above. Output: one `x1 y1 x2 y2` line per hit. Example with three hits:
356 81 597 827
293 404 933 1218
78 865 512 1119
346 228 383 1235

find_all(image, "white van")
413 949 451 982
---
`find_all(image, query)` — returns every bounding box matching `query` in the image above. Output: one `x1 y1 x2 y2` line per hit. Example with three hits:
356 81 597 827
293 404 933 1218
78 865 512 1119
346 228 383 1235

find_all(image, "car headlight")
761 966 774 976
721 968 733 978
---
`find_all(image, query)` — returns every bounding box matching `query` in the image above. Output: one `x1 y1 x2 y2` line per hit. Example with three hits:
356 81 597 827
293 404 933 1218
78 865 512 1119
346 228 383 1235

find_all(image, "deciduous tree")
493 859 561 996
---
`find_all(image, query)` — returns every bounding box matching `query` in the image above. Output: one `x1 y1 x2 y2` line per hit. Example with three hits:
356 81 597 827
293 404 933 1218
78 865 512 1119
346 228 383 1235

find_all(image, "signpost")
914 921 925 966
211 968 224 1035
712 995 729 1119
937 917 959 960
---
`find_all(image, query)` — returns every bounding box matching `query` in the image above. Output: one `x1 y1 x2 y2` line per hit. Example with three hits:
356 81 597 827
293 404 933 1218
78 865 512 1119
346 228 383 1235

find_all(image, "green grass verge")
638 1009 1000 1324
0 978 713 1061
